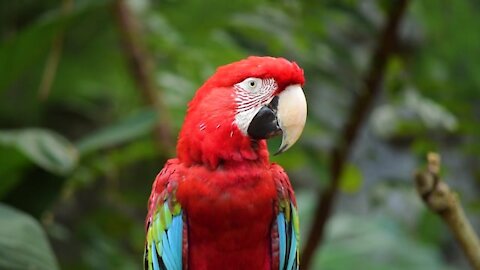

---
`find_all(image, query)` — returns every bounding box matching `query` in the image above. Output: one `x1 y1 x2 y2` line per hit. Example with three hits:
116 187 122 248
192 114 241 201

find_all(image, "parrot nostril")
267 96 279 112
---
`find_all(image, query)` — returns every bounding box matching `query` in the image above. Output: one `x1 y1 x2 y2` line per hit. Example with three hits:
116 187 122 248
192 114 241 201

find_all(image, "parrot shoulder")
144 158 185 270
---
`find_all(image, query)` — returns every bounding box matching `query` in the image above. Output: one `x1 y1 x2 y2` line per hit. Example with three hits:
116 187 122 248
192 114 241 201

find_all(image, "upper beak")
247 84 307 154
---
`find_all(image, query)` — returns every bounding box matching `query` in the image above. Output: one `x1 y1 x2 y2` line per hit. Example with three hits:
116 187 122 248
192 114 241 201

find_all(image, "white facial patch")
233 78 277 135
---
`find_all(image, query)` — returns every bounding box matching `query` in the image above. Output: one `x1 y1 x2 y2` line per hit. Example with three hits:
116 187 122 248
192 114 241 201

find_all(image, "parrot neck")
176 122 270 169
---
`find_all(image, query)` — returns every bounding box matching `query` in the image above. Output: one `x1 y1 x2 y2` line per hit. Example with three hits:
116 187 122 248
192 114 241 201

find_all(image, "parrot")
144 56 307 270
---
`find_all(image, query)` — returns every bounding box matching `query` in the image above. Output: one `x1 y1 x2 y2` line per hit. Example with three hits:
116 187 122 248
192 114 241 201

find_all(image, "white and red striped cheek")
233 78 278 135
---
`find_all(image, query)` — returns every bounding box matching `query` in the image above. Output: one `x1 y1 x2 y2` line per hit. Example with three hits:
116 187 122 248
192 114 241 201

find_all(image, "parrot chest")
177 165 277 269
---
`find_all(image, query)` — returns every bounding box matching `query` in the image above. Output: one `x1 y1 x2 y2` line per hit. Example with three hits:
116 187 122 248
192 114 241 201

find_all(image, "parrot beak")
247 84 307 155
274 84 307 154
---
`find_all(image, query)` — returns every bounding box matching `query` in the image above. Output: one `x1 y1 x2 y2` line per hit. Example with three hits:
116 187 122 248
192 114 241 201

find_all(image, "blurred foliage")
0 129 78 174
339 163 363 194
315 215 453 270
0 203 59 270
0 0 479 269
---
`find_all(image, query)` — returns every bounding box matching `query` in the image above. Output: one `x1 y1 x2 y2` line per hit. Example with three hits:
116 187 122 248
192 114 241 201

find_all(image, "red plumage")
146 56 303 270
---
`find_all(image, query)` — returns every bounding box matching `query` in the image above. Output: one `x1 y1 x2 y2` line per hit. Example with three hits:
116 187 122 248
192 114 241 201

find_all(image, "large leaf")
0 203 59 270
0 129 78 175
76 109 158 154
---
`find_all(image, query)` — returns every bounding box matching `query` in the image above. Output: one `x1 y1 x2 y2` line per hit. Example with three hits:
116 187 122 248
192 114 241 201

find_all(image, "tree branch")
301 1 410 268
415 153 480 270
38 0 73 100
112 0 174 153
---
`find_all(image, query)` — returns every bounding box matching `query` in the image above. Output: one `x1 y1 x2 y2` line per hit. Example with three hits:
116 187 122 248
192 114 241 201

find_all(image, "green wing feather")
145 199 183 270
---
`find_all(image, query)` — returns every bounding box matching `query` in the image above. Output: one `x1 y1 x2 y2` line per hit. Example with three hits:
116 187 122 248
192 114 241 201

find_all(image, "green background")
0 0 479 269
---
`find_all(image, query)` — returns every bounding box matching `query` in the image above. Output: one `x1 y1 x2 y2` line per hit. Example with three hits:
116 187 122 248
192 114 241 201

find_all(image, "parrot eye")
237 77 263 92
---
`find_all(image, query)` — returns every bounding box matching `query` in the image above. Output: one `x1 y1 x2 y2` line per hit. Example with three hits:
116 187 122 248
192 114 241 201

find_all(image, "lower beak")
247 84 307 154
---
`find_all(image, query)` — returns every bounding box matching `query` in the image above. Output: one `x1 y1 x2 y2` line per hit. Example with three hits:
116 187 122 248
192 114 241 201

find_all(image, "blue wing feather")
169 215 183 270
276 202 299 270
161 232 175 270
277 213 287 269
151 242 160 270
166 226 176 264
286 222 297 270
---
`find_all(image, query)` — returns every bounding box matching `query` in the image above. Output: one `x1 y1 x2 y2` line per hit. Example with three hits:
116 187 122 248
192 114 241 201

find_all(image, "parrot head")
177 56 307 168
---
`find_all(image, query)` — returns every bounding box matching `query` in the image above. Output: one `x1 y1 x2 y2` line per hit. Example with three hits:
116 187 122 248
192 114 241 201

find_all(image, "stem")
112 0 174 153
300 1 410 268
415 153 480 270
38 0 73 100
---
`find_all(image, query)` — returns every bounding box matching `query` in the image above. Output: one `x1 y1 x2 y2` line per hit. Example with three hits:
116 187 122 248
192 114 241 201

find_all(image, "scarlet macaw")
144 56 307 270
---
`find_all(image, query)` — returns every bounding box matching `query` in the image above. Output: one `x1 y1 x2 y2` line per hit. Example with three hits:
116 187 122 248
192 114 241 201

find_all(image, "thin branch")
301 1 410 268
415 153 480 270
38 0 73 100
112 0 174 153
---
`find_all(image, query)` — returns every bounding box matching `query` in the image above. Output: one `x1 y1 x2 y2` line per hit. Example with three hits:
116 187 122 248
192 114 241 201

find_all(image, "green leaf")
0 203 59 270
0 129 78 175
339 163 363 193
76 109 158 154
